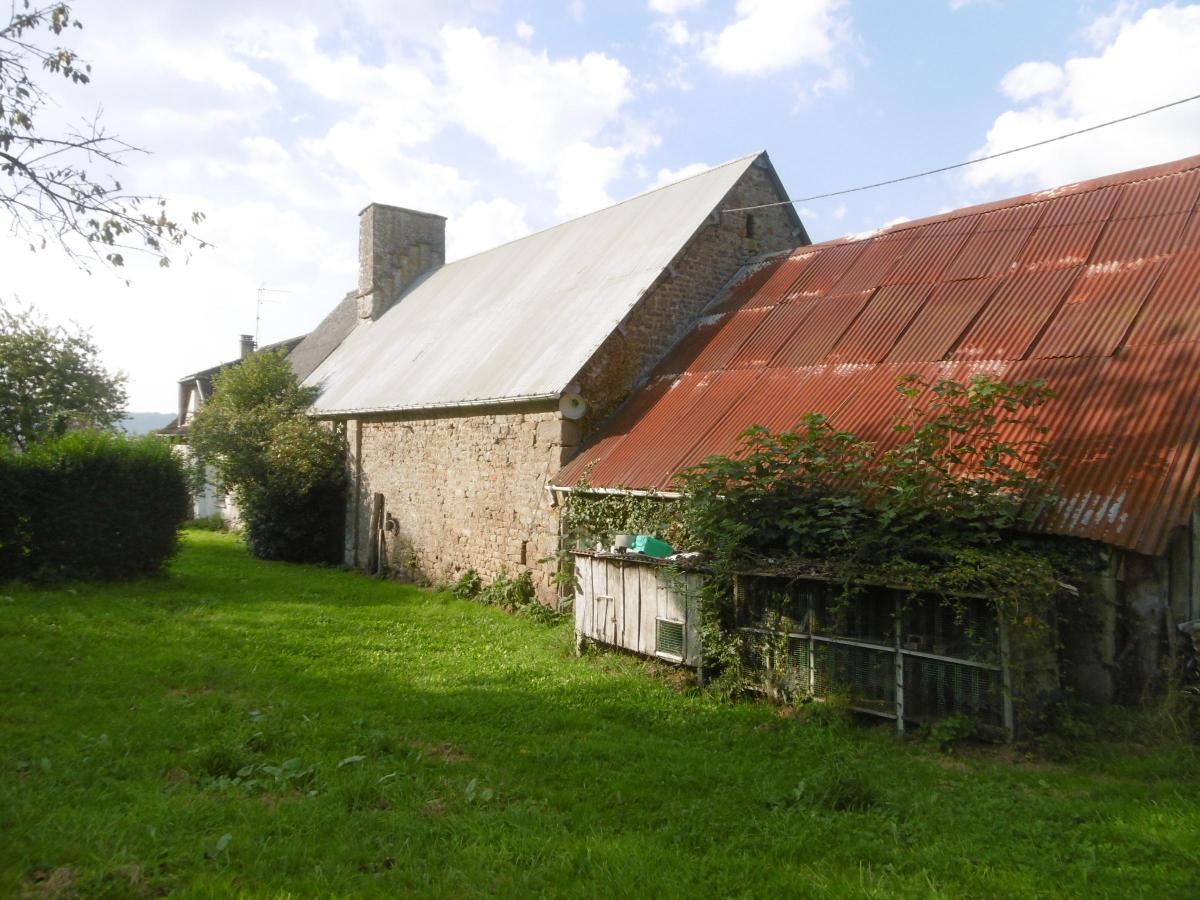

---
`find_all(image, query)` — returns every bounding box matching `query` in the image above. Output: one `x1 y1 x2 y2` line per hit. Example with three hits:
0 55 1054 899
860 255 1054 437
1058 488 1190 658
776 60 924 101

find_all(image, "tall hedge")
0 431 191 581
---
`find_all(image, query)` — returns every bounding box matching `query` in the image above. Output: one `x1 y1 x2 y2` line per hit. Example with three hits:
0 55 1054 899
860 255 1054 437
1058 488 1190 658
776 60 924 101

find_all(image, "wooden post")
894 593 906 734
366 492 384 575
999 615 1015 741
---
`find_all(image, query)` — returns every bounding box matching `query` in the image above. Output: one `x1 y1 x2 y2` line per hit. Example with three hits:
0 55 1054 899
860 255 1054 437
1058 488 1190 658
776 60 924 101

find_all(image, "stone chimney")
239 334 256 359
357 203 447 320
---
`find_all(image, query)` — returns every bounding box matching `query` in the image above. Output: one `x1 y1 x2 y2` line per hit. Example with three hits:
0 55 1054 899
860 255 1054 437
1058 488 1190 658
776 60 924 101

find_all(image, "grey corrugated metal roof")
306 153 772 415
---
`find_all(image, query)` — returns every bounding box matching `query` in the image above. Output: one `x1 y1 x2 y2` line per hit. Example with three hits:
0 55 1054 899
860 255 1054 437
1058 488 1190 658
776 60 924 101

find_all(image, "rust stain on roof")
555 154 1200 556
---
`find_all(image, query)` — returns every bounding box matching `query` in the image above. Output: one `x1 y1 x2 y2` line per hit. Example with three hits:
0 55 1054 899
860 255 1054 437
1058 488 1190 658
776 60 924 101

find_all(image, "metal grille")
656 619 684 658
904 656 1003 726
734 574 1010 734
812 641 896 714
784 635 810 694
902 593 997 663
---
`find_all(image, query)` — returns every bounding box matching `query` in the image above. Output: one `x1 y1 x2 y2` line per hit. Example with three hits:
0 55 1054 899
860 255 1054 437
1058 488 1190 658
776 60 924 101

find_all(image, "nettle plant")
562 374 1087 689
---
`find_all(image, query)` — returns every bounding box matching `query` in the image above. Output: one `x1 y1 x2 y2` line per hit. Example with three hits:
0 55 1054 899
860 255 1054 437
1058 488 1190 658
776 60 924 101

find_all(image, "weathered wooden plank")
622 562 641 648
684 573 704 667
640 565 658 656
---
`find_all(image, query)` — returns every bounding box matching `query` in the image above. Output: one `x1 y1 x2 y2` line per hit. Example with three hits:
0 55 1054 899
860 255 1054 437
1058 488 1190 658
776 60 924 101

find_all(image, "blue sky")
3 0 1198 408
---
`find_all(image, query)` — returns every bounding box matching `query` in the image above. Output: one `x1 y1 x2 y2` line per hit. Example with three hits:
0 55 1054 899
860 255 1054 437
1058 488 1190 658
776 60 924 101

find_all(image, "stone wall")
575 160 801 427
347 402 572 602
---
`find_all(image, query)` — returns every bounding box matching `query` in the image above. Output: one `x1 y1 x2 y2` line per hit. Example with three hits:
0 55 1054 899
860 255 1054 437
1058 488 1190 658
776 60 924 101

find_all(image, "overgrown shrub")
474 570 565 624
238 479 344 563
477 570 537 611
188 352 345 564
451 569 482 600
0 431 190 581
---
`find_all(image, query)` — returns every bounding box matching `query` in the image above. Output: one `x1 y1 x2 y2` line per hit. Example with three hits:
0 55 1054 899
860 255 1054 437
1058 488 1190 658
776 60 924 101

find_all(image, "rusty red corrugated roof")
555 154 1200 556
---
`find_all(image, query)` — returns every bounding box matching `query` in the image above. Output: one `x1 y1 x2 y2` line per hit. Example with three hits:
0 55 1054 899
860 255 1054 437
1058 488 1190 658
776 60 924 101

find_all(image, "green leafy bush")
188 352 345 564
475 570 565 625
477 570 537 611
238 478 344 563
926 713 978 753
0 431 190 580
451 569 482 600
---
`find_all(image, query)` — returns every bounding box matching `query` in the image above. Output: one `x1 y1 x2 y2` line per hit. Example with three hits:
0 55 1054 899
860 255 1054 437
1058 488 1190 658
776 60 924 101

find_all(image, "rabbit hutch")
573 552 1055 737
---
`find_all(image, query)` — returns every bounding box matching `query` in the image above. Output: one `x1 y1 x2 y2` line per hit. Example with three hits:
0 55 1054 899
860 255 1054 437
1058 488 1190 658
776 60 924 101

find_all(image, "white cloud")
568 1 585 22
1083 0 1140 46
967 3 1200 190
999 61 1065 102
441 26 649 216
649 162 710 189
702 0 852 82
449 198 531 260
515 20 535 41
655 19 692 45
649 0 704 12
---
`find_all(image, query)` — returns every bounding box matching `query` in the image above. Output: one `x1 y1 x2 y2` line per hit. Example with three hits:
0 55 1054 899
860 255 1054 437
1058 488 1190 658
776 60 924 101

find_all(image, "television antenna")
255 284 293 345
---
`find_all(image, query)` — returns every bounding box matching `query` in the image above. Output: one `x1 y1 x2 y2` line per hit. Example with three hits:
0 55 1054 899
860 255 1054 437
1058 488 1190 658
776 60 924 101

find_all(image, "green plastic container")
631 535 673 559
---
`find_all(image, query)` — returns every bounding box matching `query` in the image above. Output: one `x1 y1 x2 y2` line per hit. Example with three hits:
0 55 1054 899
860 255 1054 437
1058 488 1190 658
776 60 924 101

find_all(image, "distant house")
302 153 805 598
554 154 1200 701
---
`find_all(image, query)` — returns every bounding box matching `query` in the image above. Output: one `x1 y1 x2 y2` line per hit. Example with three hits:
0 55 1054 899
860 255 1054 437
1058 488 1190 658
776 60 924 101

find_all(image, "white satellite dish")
559 392 588 420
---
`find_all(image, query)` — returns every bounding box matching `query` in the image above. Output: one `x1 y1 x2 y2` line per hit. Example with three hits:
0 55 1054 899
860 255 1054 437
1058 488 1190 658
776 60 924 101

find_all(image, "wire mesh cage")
901 593 999 664
734 573 1010 733
903 655 1004 726
811 641 896 714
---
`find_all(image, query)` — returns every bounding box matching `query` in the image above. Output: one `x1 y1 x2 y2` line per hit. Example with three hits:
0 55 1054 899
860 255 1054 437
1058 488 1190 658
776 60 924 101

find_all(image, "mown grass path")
2 531 1198 897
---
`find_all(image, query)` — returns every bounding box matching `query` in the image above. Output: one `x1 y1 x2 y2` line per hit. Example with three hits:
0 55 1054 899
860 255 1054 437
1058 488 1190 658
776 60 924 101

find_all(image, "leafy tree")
0 302 127 450
1 2 203 270
188 351 346 563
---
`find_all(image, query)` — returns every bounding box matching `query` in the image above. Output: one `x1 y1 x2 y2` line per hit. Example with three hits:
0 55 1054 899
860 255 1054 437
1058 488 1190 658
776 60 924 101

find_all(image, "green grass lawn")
2 531 1198 898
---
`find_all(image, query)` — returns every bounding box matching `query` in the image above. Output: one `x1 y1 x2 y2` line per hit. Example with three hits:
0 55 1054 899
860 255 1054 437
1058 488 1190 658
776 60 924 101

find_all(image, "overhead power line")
725 91 1200 214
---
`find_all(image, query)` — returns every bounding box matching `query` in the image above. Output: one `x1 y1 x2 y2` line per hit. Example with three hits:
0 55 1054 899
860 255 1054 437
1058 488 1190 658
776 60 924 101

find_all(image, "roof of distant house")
554 154 1200 556
155 334 307 436
304 152 800 416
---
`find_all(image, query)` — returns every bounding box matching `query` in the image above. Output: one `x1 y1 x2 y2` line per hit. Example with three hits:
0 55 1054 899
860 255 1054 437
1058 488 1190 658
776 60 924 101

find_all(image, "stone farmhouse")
554 154 1200 701
297 152 804 599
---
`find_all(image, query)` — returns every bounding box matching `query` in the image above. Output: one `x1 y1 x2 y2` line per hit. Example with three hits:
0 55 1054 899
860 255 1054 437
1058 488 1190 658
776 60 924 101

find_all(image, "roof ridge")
440 152 764 267
798 153 1200 253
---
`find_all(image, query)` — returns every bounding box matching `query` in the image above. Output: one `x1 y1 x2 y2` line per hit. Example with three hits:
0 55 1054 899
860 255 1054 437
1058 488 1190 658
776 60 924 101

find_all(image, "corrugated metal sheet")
886 277 1001 363
1018 186 1118 272
1031 259 1166 358
884 216 980 285
952 267 1081 361
1126 246 1200 347
772 291 874 366
824 284 931 364
555 154 1200 556
305 153 770 415
942 202 1045 281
